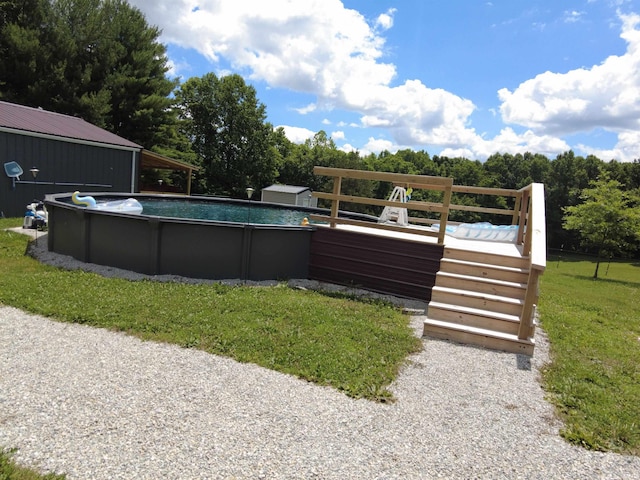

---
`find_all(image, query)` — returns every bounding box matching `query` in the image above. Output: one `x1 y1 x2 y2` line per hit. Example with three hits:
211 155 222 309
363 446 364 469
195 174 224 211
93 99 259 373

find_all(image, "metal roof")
262 184 311 194
141 149 199 172
0 101 141 149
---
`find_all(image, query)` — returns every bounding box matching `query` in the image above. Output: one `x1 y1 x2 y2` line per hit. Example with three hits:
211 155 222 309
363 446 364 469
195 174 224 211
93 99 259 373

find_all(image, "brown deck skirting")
309 227 444 301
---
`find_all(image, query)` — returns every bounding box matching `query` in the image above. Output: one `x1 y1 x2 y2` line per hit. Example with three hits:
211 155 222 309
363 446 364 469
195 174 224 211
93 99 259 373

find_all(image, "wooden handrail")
315 166 453 188
451 185 520 196
313 192 449 213
524 183 546 270
312 166 453 243
517 183 546 341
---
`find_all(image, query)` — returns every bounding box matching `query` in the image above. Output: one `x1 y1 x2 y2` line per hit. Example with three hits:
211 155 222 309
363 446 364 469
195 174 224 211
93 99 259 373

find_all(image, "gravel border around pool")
1 231 639 479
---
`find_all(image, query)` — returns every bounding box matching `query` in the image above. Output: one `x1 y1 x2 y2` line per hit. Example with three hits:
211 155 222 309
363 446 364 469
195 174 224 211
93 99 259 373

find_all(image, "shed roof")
0 101 141 149
262 184 311 194
141 149 200 172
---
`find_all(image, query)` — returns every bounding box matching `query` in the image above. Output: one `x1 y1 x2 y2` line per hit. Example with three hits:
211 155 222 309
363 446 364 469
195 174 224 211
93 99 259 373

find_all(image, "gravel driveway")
1 231 639 479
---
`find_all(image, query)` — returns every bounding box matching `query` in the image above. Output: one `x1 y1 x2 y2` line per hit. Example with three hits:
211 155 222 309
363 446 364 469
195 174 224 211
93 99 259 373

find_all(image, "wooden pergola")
140 149 199 195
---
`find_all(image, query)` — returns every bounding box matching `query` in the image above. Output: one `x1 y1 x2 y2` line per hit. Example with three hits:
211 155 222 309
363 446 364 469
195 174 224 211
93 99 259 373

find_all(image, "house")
0 101 197 217
261 184 317 207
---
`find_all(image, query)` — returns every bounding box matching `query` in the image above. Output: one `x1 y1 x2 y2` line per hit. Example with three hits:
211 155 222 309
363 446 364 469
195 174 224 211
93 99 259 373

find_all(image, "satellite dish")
4 161 24 189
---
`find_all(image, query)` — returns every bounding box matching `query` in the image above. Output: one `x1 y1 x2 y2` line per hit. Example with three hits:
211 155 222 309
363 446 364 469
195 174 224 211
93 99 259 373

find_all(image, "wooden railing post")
512 192 522 226
438 183 453 245
518 268 541 340
329 174 342 228
518 187 530 247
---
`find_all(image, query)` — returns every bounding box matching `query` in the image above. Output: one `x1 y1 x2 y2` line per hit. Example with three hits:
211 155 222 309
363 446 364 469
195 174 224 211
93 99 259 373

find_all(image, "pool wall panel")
247 228 311 280
158 222 245 279
89 214 153 273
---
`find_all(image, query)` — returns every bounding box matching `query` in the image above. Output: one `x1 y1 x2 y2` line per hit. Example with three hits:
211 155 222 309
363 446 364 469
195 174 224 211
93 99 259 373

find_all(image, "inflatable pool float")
72 191 143 214
431 222 518 242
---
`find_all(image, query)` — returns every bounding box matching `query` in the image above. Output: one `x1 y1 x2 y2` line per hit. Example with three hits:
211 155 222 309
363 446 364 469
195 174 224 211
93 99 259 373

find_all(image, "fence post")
330 174 342 228
518 268 540 340
518 188 530 247
438 182 453 244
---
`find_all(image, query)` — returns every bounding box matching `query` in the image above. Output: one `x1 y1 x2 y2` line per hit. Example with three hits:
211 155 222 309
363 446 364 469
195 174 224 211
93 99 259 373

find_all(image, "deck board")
331 224 525 258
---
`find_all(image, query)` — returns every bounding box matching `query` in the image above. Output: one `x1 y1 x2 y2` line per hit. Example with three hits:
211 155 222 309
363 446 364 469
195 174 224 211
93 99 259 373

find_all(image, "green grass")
0 449 65 480
0 220 421 402
539 254 640 455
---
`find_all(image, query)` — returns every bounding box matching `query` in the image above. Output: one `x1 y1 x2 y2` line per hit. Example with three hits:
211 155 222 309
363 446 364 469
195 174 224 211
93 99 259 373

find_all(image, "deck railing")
516 182 546 340
311 167 454 244
311 167 546 342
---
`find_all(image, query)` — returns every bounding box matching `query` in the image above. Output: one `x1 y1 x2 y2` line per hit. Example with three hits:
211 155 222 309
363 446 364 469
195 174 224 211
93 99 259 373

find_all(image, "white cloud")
564 10 585 23
331 130 345 140
577 129 640 161
468 128 570 159
129 0 477 151
293 103 317 115
363 137 400 155
130 1 640 161
375 8 396 30
279 125 315 144
338 143 358 153
497 12 640 160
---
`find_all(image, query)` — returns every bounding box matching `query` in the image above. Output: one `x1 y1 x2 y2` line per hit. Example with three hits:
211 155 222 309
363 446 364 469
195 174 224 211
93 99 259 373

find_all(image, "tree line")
2 0 639 255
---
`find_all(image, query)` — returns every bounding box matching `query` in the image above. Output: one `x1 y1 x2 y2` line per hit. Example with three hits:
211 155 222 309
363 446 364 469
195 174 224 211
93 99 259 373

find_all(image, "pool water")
138 198 320 225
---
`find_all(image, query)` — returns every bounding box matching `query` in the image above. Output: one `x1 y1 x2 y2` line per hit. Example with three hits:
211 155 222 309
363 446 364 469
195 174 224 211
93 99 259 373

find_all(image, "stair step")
427 301 520 334
443 247 529 269
431 286 523 316
436 272 527 299
440 258 529 283
423 318 535 355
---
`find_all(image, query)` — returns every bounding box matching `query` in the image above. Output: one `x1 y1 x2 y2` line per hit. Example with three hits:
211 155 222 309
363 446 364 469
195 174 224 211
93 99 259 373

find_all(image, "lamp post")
29 167 39 203
29 167 40 244
245 187 254 224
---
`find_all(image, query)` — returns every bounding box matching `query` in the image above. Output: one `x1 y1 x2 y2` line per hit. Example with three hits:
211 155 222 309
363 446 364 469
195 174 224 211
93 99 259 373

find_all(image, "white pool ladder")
378 186 410 226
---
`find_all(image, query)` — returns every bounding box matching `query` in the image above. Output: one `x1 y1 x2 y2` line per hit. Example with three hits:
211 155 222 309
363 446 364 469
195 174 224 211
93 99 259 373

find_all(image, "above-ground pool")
137 198 324 226
45 193 375 281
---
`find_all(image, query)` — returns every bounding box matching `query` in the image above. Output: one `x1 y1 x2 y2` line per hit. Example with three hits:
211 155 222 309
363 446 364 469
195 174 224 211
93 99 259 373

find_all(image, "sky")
127 0 640 162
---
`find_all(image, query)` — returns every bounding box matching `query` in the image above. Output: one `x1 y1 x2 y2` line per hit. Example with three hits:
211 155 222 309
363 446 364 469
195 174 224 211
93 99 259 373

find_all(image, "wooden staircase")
423 246 536 355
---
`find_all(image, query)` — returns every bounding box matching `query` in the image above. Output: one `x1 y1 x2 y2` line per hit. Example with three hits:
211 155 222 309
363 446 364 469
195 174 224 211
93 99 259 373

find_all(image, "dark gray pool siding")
45 193 443 300
46 199 312 281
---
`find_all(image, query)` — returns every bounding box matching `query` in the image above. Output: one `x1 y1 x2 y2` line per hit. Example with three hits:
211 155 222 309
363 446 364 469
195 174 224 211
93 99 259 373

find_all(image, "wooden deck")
309 168 546 356
325 224 535 355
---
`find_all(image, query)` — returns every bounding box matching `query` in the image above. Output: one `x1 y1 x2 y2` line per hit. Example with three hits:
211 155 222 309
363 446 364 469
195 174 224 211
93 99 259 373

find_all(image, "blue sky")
129 0 640 162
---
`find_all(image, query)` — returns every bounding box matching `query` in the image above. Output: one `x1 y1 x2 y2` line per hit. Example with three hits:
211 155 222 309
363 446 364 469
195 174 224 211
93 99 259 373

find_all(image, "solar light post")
245 187 254 224
29 167 40 244
29 167 39 202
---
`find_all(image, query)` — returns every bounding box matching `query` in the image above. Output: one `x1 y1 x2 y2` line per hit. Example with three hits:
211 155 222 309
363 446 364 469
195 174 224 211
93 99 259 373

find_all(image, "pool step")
424 319 534 356
424 248 535 355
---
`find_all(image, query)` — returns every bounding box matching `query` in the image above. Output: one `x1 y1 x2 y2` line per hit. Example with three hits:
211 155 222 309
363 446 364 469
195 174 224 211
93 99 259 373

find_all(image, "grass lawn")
539 253 640 455
0 219 421 402
0 450 65 480
3 217 639 470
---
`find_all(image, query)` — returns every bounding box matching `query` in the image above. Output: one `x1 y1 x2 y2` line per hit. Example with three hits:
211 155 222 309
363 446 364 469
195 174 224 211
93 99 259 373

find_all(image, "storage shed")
0 101 142 217
261 184 317 207
0 101 198 218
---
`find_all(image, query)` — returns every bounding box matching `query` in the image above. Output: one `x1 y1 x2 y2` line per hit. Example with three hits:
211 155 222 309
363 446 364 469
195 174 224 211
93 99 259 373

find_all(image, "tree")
0 0 177 148
0 0 54 103
563 174 640 278
545 151 604 249
175 72 277 196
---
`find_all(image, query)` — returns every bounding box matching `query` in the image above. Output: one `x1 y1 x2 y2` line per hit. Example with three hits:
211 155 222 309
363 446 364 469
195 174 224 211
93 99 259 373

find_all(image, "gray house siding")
1 131 139 217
